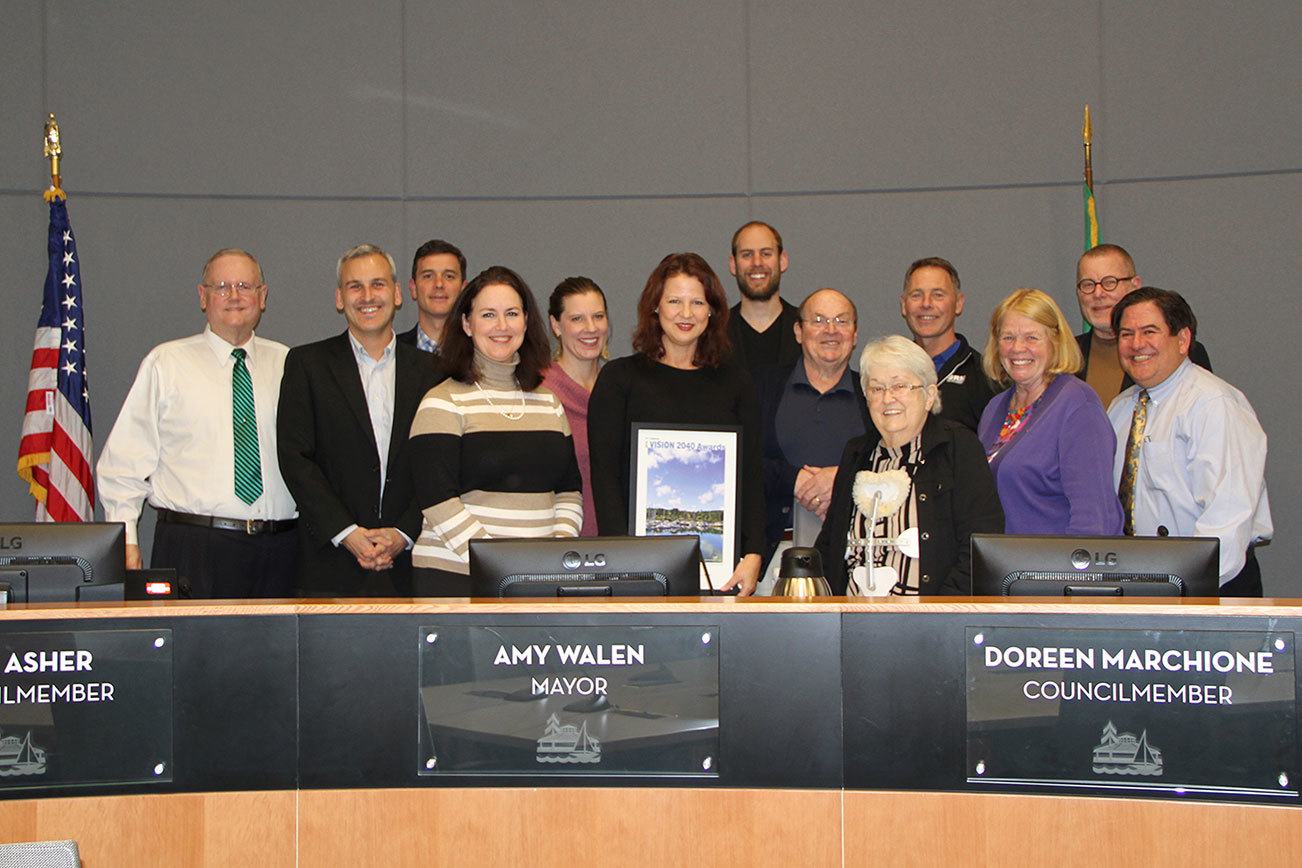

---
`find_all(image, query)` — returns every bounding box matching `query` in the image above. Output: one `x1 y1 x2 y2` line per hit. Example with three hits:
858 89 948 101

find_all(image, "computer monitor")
970 534 1220 598
469 535 704 598
0 522 126 603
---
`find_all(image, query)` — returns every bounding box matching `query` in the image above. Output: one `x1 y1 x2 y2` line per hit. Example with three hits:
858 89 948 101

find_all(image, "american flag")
16 196 95 521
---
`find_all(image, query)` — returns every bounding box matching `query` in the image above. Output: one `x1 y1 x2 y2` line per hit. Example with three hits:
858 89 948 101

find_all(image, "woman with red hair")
588 253 764 595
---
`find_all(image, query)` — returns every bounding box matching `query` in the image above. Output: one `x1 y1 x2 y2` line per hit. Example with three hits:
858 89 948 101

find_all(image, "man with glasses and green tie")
754 289 871 573
900 256 996 433
97 248 298 598
1074 243 1212 407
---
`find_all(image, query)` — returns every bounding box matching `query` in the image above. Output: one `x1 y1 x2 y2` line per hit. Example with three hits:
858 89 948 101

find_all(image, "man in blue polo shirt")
755 288 871 566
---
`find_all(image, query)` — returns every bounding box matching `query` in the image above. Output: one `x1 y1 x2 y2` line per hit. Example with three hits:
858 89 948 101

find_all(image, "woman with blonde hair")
976 289 1122 535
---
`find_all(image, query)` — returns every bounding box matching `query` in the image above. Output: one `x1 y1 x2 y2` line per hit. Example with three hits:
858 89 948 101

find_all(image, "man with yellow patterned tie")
1106 288 1270 596
98 249 299 598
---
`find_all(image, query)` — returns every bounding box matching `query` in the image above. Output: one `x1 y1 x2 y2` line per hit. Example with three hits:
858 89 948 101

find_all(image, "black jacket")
755 361 872 562
276 332 440 595
815 414 1004 595
934 333 997 434
1075 330 1212 391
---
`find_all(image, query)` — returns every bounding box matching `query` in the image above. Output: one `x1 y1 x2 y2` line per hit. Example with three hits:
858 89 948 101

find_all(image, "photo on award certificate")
629 424 740 591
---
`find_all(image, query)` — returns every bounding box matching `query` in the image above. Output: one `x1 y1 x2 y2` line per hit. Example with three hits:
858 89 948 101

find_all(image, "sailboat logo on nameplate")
0 730 48 777
536 714 602 764
1091 720 1163 776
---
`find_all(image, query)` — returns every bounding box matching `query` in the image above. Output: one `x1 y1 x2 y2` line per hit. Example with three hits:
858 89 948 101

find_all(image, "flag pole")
1082 104 1094 192
43 113 65 203
1081 104 1100 251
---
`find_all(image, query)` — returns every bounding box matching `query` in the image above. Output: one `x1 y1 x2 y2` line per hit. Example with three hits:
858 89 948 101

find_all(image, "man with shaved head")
1075 242 1211 406
755 288 871 563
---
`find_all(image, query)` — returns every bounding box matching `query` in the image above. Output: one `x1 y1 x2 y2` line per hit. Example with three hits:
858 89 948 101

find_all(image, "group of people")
94 222 1273 600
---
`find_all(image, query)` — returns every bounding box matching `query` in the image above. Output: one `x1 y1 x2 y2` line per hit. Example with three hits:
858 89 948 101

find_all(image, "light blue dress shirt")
1107 358 1272 584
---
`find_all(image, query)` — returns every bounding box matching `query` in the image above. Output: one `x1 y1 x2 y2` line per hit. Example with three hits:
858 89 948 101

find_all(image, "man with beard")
726 221 801 378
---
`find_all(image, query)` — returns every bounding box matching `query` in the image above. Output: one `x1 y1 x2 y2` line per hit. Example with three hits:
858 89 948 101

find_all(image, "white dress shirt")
1107 358 1272 584
97 327 298 544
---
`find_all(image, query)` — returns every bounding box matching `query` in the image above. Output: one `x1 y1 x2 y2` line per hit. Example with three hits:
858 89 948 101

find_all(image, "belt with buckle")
157 508 297 535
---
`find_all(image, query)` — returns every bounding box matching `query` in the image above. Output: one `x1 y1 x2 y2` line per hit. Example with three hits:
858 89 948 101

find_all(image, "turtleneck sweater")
408 350 582 575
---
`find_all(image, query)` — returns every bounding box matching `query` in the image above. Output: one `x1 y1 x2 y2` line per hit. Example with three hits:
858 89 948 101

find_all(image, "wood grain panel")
1 596 1296 621
845 791 1302 866
0 791 294 868
300 787 841 867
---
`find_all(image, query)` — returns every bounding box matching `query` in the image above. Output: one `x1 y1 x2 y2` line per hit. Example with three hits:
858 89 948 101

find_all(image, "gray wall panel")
1099 173 1302 595
0 1 1297 596
404 1 749 197
749 0 1099 191
1101 1 1302 179
1 4 46 190
751 186 1082 336
45 1 404 197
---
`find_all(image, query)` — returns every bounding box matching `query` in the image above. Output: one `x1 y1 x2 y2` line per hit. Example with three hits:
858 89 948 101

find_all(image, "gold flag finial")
43 113 65 202
1082 104 1094 190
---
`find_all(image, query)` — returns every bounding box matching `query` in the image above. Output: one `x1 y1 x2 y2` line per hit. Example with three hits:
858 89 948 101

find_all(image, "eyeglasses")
203 281 263 298
802 314 854 329
866 383 926 400
1076 275 1135 294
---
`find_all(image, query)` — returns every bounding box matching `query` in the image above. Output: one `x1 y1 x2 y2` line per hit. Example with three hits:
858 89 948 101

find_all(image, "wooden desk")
0 597 1297 866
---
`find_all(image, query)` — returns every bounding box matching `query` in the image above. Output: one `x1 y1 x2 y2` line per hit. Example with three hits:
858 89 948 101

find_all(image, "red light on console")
144 581 173 596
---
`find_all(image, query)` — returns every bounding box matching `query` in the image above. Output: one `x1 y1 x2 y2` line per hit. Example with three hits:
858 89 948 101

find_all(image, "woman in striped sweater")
408 266 582 596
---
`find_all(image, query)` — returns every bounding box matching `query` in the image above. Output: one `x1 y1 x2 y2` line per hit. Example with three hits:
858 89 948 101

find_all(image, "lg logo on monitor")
0 537 22 550
562 551 606 570
1071 548 1117 570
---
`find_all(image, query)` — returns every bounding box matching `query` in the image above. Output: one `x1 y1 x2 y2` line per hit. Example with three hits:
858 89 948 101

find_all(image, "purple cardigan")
542 363 599 536
977 374 1123 536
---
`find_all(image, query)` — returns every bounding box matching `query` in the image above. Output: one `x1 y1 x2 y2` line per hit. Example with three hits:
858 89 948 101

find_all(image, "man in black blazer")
1075 243 1211 406
396 238 466 353
278 244 439 596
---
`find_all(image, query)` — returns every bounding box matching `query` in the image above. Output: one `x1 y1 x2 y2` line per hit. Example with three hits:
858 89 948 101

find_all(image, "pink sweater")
542 363 599 536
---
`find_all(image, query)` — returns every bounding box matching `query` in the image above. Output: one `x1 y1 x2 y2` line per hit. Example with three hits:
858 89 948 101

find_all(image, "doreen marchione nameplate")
0 628 173 791
419 625 719 777
966 626 1295 799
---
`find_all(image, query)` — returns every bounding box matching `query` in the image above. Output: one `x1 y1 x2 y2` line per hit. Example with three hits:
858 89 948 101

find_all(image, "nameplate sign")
0 628 173 791
419 625 719 777
966 626 1296 799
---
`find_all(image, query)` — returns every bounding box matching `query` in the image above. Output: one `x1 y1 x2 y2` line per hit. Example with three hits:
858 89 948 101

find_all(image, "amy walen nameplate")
418 625 719 777
966 626 1295 800
0 628 173 791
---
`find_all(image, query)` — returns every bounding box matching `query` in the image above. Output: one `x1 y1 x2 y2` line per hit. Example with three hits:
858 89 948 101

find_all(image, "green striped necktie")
231 348 264 505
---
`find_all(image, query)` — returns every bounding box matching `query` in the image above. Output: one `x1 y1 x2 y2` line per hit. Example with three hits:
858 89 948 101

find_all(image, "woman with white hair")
815 335 1004 595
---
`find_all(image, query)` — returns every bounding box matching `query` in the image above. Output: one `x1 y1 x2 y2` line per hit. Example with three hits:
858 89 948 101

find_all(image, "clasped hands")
794 465 837 520
343 526 406 571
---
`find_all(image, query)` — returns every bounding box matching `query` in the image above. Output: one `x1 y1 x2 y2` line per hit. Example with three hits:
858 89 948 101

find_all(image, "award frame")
628 423 741 591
